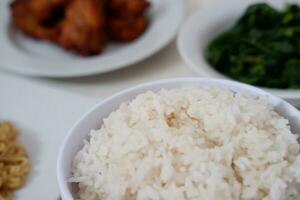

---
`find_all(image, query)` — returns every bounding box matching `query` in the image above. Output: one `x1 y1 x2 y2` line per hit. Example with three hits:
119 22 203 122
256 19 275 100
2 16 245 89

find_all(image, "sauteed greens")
206 3 300 89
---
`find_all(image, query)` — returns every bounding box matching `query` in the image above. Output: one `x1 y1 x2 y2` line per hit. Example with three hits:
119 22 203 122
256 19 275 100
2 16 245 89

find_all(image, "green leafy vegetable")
206 3 300 89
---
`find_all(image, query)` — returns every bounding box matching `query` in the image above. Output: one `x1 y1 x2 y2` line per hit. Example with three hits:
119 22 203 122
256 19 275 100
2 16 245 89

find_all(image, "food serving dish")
57 77 300 199
177 0 300 105
0 0 183 77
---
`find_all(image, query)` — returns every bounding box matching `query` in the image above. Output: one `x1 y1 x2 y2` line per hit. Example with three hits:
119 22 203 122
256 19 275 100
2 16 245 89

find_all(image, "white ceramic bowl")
57 78 300 199
177 0 300 105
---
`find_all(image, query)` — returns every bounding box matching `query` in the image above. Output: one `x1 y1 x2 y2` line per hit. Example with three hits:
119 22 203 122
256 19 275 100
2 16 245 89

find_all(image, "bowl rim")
177 0 300 100
57 77 300 199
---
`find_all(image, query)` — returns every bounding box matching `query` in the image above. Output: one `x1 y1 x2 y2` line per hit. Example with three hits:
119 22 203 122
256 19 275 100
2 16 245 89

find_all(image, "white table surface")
0 73 98 199
1 0 202 100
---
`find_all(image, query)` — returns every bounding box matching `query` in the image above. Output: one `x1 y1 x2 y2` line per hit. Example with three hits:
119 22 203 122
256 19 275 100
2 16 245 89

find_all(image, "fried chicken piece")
58 0 106 56
107 0 150 42
107 0 150 17
108 15 148 42
10 0 150 55
10 0 68 42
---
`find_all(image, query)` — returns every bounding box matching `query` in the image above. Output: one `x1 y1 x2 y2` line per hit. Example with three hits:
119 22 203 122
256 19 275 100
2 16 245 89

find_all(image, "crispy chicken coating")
107 0 150 17
108 16 148 42
11 0 106 55
10 0 150 56
58 0 106 55
10 0 68 41
107 0 150 42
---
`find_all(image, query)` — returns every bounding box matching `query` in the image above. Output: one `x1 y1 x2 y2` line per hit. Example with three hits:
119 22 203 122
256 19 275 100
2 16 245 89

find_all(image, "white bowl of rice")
57 78 300 200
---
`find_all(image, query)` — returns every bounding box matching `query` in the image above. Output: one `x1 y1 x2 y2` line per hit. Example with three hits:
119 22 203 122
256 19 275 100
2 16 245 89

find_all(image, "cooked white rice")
71 86 300 200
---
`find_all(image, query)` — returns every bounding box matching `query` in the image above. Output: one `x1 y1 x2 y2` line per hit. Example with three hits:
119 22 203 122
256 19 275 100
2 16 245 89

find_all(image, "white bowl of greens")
177 0 300 107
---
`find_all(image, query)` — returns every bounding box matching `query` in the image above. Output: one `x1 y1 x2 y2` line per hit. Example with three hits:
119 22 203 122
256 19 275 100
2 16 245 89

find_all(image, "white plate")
0 72 96 199
177 0 300 104
0 0 184 78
